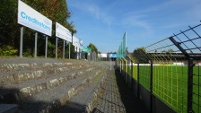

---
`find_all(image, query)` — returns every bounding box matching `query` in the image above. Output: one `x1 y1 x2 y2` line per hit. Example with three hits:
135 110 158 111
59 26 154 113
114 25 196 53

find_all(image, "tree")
161 49 174 53
0 0 76 57
88 43 98 54
68 22 77 35
0 0 18 48
132 47 149 63
167 49 174 53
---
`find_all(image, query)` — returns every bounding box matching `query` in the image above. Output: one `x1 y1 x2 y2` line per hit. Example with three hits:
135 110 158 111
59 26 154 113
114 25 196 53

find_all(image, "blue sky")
67 0 201 53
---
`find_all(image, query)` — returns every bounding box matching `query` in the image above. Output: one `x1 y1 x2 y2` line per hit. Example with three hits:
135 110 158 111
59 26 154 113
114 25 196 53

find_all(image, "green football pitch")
122 65 201 113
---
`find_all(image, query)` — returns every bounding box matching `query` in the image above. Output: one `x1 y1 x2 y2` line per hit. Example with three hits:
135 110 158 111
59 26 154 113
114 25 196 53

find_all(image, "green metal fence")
139 64 151 91
193 62 201 112
153 65 188 112
116 22 201 113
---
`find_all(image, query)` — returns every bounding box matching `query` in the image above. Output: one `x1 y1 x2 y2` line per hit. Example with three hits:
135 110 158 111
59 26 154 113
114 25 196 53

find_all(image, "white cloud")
121 0 201 34
122 14 152 34
69 1 113 26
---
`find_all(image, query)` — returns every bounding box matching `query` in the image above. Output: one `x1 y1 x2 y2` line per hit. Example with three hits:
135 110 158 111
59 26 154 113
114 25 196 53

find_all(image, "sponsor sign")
82 47 91 53
56 22 72 42
18 0 52 36
73 36 80 48
79 40 83 49
109 54 117 58
98 54 107 58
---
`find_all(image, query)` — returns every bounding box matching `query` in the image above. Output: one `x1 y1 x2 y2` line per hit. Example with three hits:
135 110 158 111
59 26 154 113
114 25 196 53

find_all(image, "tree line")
0 0 77 58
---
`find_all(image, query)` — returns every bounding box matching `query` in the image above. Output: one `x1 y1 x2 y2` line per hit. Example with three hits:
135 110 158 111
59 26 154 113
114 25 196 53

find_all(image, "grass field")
121 64 201 113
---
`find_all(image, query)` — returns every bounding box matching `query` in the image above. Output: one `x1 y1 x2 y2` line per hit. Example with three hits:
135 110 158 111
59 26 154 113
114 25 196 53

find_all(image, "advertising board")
18 0 52 36
56 22 72 42
109 54 117 58
79 40 83 49
73 36 80 48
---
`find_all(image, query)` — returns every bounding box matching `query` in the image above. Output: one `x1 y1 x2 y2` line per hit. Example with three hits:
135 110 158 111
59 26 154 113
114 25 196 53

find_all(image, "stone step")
0 58 95 72
85 71 107 113
0 62 72 72
0 58 91 71
0 67 96 103
0 63 92 84
58 69 107 113
17 68 101 113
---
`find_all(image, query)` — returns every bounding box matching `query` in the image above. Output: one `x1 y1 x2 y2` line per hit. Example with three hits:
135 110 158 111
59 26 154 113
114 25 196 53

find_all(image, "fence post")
137 63 140 99
169 37 193 113
130 60 132 89
125 60 128 83
120 60 122 73
150 60 153 113
188 58 194 113
130 60 133 89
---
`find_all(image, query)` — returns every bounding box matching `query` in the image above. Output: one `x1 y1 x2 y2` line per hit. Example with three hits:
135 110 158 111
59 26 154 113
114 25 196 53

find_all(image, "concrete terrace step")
0 58 87 70
0 67 96 103
0 62 91 84
1 61 93 72
58 69 107 113
0 58 79 74
0 66 95 92
1 62 72 72
0 67 95 103
17 68 101 113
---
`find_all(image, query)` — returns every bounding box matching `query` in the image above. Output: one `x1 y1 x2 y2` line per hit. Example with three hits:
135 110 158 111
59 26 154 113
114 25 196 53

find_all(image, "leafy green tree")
0 0 18 48
167 49 174 53
132 47 149 63
88 43 98 54
0 0 76 57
